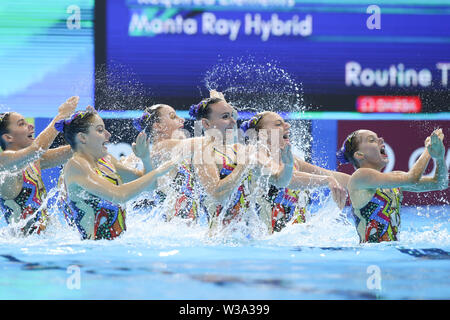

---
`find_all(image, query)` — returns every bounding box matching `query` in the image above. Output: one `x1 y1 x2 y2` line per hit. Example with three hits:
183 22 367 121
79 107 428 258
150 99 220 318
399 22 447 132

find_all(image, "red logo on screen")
356 96 422 113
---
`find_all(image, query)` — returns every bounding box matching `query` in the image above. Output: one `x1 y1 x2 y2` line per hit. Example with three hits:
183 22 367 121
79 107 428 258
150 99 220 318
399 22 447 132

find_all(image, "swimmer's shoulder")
349 167 383 187
348 168 379 209
153 135 203 152
64 156 94 179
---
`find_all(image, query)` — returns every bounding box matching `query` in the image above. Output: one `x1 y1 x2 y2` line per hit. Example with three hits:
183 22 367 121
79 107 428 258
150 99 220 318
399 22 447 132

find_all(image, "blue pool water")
0 196 449 300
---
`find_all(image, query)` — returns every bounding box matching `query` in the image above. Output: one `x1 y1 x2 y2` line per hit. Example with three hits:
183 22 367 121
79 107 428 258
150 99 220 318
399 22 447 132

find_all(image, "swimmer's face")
153 105 185 139
354 130 388 170
2 112 35 149
79 114 111 159
202 100 237 138
258 112 291 148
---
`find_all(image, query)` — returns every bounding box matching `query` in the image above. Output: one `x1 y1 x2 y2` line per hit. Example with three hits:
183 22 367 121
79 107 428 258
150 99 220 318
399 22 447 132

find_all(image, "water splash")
95 62 153 112
204 56 304 114
204 56 311 157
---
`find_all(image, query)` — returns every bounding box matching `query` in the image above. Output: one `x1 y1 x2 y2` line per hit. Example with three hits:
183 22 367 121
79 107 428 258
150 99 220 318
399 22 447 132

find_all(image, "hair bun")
240 120 251 133
54 119 65 133
336 147 350 164
188 103 199 119
132 117 142 132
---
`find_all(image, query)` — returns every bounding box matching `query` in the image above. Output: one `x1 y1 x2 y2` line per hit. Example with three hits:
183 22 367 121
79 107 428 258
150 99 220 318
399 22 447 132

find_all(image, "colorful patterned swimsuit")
0 162 48 235
62 157 126 240
151 160 204 222
266 185 308 233
352 188 402 243
172 160 201 220
213 146 250 225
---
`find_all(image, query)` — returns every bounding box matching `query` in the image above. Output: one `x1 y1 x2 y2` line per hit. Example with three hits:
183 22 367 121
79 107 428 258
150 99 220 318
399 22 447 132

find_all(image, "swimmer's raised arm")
195 163 248 202
255 143 294 188
194 142 248 202
111 131 154 183
209 90 226 101
402 129 448 192
65 155 177 204
349 130 445 191
0 96 78 171
153 136 204 162
40 145 73 170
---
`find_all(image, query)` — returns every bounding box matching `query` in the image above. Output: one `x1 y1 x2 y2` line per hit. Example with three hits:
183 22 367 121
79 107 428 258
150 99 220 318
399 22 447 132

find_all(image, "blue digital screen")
106 0 450 109
0 0 94 117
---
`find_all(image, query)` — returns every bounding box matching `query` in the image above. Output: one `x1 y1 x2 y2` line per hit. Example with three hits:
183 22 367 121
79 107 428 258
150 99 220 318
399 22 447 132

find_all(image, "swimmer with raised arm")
240 111 349 233
56 108 178 240
123 104 205 221
0 97 79 235
337 129 448 243
190 91 294 232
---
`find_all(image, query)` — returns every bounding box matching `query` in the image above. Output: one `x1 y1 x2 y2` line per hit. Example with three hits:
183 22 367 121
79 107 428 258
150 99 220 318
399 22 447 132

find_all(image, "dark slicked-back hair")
337 130 362 168
0 112 12 150
61 111 98 150
189 98 223 121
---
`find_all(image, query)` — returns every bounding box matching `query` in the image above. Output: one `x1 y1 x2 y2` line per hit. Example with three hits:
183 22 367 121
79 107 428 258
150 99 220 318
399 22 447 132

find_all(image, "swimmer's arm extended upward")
40 145 73 169
110 132 154 183
195 162 248 203
402 130 448 192
350 153 430 190
0 97 78 172
350 130 446 191
402 157 448 192
260 144 294 188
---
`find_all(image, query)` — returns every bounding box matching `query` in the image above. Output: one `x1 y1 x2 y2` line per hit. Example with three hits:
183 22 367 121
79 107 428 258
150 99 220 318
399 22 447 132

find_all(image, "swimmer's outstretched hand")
327 176 347 210
86 105 96 113
132 131 151 160
246 143 260 167
281 143 294 168
209 90 226 101
57 96 79 119
426 129 445 159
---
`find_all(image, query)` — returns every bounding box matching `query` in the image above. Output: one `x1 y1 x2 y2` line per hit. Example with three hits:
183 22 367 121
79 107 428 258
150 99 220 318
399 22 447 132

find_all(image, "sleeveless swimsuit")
152 159 206 223
212 145 251 226
260 163 308 233
62 157 126 240
352 188 402 243
172 160 201 220
0 162 48 235
266 185 308 232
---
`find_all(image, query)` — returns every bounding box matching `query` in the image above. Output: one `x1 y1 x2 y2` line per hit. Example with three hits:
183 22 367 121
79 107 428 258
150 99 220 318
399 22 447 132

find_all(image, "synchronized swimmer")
0 91 448 242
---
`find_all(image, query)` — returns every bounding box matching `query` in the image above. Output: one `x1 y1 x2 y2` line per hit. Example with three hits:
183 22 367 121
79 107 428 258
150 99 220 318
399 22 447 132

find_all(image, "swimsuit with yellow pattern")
266 185 309 232
172 161 202 220
212 146 251 226
0 162 48 235
61 157 126 240
352 188 402 243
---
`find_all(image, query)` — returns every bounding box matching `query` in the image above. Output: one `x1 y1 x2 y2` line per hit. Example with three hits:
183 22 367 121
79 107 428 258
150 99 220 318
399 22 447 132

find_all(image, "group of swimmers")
0 91 447 243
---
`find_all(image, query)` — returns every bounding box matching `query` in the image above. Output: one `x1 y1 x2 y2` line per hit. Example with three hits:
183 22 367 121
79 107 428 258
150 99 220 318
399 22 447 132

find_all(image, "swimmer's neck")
153 130 187 144
359 162 385 172
153 132 174 144
73 151 102 168
4 143 25 152
205 134 229 146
